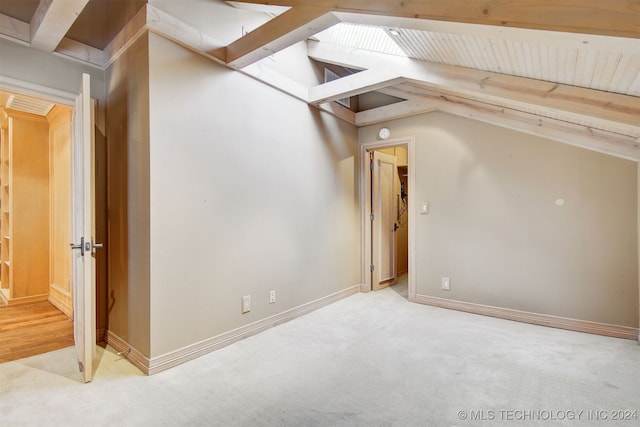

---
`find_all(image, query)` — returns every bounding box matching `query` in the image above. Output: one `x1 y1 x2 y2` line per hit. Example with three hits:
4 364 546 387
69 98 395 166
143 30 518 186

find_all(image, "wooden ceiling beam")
231 0 640 39
210 6 338 69
30 0 91 51
0 13 30 44
308 41 640 130
377 86 640 160
355 99 437 126
308 69 406 105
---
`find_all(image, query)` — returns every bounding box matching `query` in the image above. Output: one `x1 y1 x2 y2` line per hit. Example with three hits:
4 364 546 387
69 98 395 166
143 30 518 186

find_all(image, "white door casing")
360 138 416 300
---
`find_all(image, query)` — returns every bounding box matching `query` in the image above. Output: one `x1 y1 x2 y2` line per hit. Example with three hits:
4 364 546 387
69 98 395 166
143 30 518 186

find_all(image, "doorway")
0 89 74 360
360 137 416 301
0 80 105 369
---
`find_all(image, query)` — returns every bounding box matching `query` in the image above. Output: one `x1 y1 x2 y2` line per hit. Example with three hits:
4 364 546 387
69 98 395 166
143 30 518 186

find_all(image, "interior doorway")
0 82 105 368
0 88 74 360
361 137 416 301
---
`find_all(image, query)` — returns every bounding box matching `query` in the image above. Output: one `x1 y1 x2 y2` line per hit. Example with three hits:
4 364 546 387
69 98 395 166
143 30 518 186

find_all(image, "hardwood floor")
0 301 74 363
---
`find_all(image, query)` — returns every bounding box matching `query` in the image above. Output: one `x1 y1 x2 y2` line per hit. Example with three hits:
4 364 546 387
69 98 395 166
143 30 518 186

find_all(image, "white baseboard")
106 285 360 375
415 294 639 341
147 285 360 375
105 330 150 374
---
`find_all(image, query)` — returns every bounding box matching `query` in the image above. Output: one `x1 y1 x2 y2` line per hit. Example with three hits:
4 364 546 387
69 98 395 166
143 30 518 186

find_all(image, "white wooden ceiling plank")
486 38 504 74
627 71 640 97
507 39 527 79
608 55 640 95
30 0 91 51
457 34 476 69
418 32 438 62
480 38 500 74
404 31 426 61
518 43 540 80
471 36 491 71
591 51 622 91
538 43 550 82
428 32 446 63
573 47 587 87
563 47 579 86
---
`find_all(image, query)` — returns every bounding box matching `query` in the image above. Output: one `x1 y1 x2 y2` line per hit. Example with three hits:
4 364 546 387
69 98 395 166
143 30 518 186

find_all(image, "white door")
71 73 97 383
371 151 397 291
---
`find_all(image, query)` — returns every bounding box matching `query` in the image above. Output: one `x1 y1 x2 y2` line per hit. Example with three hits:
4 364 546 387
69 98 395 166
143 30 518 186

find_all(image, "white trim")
415 294 640 341
360 137 416 300
106 330 149 374
0 75 75 105
146 285 361 375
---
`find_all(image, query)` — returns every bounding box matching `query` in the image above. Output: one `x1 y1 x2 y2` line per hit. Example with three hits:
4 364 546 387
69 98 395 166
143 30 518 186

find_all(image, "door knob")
91 238 104 252
70 237 103 256
70 237 85 256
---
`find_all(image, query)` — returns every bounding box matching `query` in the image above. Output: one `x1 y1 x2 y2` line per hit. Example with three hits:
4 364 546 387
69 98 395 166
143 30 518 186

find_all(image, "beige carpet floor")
1 282 639 426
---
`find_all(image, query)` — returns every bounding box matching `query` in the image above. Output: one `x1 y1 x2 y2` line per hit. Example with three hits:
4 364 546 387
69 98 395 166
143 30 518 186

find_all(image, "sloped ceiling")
0 0 638 160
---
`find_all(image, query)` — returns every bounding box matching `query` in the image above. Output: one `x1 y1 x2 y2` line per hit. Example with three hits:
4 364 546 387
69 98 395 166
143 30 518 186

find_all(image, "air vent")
6 94 55 116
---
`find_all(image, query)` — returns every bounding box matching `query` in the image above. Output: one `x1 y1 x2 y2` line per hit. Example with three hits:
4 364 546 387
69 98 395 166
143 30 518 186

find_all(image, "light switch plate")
421 201 429 214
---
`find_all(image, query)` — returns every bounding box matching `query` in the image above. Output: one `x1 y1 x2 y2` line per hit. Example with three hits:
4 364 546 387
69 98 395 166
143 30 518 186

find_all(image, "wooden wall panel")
47 105 73 317
9 111 50 299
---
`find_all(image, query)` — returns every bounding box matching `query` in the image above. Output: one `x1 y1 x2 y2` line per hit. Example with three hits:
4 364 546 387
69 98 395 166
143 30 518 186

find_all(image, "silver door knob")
91 238 103 251
70 237 85 256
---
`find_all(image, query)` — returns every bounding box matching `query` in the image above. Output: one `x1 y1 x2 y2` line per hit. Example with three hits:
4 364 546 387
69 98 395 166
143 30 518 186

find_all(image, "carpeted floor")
1 282 638 426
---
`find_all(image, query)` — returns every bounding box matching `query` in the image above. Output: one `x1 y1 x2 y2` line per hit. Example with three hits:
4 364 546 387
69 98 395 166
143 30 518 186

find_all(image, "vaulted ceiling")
0 0 638 160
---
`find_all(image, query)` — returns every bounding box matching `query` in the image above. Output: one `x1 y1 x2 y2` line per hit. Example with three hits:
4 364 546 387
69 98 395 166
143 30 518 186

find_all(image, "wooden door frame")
360 136 416 301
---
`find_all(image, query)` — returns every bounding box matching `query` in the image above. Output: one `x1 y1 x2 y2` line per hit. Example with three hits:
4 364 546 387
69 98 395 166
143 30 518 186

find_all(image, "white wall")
150 0 323 87
106 34 151 355
148 33 360 356
360 112 638 328
0 38 104 102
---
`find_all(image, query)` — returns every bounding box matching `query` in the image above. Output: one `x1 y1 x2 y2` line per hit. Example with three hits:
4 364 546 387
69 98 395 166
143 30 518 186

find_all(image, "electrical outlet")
241 295 251 313
269 290 276 304
441 277 450 291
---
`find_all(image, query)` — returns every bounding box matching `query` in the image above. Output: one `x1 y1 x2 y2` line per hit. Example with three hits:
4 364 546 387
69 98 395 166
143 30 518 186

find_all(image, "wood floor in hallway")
0 301 73 363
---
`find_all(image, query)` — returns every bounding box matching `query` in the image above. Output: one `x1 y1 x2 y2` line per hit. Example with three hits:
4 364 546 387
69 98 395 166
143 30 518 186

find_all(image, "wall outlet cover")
242 295 251 313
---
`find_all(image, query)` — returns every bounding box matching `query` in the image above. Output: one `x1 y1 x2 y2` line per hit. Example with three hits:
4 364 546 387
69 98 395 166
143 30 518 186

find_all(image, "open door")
371 151 397 291
71 73 98 382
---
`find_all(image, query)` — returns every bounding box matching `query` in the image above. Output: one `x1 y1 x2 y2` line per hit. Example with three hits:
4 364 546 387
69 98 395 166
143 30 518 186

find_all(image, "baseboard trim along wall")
106 285 360 375
415 294 639 341
106 331 150 374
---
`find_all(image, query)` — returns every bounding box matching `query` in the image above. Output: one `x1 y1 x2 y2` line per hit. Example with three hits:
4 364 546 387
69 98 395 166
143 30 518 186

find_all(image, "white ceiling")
0 0 638 160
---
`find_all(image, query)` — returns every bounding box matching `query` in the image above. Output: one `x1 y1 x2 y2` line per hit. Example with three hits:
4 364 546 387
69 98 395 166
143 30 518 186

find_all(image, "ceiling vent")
6 94 55 116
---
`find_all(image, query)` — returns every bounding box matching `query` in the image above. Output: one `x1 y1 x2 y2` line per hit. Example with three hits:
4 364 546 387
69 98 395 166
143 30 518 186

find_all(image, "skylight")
312 23 408 57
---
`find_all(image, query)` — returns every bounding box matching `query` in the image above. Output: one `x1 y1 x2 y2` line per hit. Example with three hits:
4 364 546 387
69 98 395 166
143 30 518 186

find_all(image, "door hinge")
370 264 374 272
370 162 374 171
370 213 374 221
